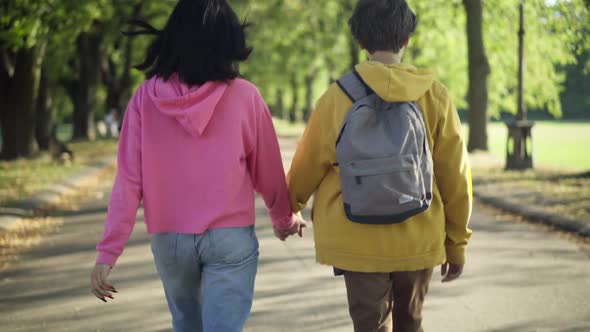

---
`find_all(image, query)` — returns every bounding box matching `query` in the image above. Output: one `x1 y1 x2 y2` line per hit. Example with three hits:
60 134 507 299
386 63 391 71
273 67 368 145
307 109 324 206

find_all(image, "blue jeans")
151 226 259 332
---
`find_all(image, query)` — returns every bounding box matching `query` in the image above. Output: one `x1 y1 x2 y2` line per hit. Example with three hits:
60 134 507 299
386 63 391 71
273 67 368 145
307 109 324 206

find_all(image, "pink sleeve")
247 95 295 231
96 96 143 267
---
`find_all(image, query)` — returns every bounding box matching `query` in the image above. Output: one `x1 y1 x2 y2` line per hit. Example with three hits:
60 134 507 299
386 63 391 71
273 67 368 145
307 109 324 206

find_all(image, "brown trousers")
344 269 434 332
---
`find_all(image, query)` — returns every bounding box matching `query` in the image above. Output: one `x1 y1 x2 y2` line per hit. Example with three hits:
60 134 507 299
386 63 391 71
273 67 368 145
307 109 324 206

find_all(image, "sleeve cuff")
271 213 296 231
96 252 119 267
445 245 466 265
289 197 307 215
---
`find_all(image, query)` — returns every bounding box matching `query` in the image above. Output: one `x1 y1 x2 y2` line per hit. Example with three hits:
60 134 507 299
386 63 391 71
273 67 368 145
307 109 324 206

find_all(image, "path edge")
0 155 117 232
473 190 590 238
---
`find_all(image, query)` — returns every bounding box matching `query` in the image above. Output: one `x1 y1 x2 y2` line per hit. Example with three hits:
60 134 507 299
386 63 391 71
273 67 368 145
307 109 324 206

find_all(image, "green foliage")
239 0 356 111
561 51 590 119
0 0 107 51
1 0 589 126
410 0 589 118
482 0 588 118
105 0 177 92
234 0 589 120
406 0 467 108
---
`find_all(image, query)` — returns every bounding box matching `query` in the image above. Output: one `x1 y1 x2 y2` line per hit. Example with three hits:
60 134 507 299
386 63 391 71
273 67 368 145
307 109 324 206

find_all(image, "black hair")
349 0 418 53
124 0 252 86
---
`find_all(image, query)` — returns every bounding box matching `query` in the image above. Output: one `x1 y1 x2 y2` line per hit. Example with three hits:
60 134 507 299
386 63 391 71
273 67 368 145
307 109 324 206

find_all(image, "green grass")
0 140 118 206
272 118 590 170
470 121 590 171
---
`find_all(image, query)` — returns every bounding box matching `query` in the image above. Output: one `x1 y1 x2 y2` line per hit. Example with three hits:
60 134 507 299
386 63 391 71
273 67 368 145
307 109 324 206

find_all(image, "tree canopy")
0 0 588 159
240 0 589 119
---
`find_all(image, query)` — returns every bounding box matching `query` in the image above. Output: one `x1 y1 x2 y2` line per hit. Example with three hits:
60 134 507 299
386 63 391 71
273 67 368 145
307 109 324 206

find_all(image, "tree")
2 0 587 160
101 1 147 119
0 1 50 159
463 0 491 151
241 0 357 120
423 0 589 150
0 42 46 159
36 68 53 150
73 23 105 141
0 0 106 158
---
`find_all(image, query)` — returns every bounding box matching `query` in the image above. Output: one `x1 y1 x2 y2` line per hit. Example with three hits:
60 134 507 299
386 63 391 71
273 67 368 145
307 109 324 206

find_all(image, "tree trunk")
463 0 491 152
63 79 82 133
103 2 143 118
0 44 45 159
289 76 299 123
101 34 122 117
73 29 104 141
36 68 54 150
0 47 12 158
303 73 316 122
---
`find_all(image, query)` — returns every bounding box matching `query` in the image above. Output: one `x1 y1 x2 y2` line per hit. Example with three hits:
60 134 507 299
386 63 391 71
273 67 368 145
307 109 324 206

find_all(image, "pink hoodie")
96 76 295 266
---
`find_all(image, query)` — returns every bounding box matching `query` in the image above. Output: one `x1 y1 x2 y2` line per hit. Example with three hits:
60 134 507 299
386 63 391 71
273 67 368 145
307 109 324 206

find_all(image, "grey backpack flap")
335 70 433 224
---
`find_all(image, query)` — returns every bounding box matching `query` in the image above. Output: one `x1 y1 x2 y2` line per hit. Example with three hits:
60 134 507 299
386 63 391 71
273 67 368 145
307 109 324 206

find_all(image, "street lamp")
506 0 535 170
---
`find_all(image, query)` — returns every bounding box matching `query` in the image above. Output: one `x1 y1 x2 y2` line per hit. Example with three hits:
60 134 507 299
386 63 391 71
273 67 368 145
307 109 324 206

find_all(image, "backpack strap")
337 69 375 102
335 70 376 147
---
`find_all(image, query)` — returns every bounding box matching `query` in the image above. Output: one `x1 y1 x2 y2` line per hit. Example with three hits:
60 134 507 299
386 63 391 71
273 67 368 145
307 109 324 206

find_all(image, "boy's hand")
274 216 307 241
91 264 117 302
441 262 464 283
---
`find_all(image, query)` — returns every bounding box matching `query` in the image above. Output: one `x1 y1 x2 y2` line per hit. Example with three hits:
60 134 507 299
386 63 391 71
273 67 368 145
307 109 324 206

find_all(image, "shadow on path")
0 140 589 332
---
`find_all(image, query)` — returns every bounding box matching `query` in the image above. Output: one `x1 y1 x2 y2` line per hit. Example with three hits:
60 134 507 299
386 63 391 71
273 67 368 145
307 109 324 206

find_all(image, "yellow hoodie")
287 61 472 272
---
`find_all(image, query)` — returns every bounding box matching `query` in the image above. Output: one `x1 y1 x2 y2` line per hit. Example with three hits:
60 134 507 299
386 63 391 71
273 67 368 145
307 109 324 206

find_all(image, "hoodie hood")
147 75 228 136
355 62 435 102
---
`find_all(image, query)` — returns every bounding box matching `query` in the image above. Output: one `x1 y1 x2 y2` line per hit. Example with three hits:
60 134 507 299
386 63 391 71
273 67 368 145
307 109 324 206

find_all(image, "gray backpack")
335 70 433 224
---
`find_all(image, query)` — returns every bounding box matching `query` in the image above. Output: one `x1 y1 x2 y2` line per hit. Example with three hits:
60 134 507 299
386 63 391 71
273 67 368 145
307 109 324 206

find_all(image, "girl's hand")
91 264 117 302
274 216 307 241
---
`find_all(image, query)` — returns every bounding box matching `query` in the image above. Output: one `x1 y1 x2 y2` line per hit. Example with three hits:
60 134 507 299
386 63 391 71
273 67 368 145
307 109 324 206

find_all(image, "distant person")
90 1 306 331
96 120 108 138
104 109 119 138
287 1 472 331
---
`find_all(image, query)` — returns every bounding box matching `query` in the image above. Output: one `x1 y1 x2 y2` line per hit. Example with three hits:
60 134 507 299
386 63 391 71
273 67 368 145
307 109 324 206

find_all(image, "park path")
1 138 589 332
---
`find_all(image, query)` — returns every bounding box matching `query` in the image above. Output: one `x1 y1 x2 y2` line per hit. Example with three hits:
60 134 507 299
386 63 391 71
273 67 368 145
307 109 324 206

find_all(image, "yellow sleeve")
433 88 473 265
287 95 332 213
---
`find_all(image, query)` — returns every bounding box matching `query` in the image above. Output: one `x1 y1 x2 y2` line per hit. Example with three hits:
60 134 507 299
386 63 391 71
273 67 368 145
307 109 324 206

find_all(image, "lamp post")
506 0 534 170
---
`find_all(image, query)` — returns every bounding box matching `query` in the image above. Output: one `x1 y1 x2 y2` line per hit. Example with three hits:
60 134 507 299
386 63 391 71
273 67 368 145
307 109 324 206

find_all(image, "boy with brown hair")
286 0 472 331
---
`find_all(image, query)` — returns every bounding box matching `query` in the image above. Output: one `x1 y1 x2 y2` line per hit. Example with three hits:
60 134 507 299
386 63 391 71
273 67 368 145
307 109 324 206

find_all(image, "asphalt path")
1 139 588 332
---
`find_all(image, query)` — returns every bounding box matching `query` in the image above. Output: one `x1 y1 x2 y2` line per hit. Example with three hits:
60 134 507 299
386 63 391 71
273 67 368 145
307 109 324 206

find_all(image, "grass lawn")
0 140 118 206
273 118 590 170
473 121 590 171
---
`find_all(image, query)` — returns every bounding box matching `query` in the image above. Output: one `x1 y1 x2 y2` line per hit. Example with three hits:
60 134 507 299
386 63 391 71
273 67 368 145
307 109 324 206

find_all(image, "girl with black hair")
90 1 306 331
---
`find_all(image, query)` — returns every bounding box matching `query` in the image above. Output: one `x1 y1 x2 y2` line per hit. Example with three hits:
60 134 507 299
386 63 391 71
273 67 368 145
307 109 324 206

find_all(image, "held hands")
91 264 117 303
441 262 464 283
274 215 307 241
